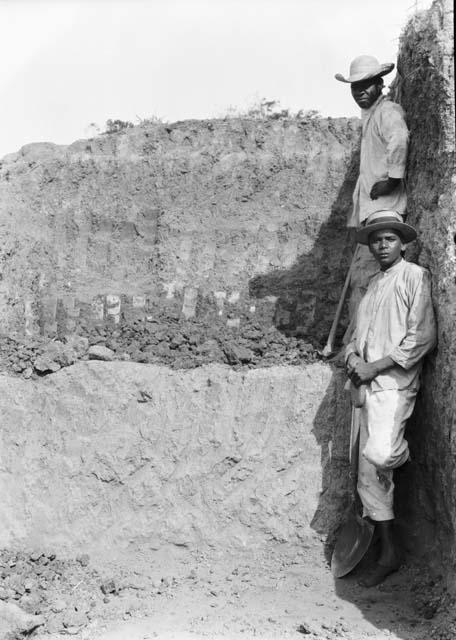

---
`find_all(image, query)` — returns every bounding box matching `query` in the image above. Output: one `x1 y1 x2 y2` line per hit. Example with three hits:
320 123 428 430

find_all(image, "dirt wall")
0 361 349 557
0 116 360 358
392 0 455 582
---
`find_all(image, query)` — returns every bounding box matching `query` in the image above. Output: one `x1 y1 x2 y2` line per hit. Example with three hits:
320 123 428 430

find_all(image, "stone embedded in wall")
181 287 198 319
106 294 121 323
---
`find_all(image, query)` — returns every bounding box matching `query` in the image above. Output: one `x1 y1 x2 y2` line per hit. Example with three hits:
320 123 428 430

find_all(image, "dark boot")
359 520 401 587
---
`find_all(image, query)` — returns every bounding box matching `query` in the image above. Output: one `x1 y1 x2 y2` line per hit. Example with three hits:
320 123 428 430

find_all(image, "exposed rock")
76 553 89 567
297 622 313 635
100 580 117 595
64 335 89 358
87 345 115 361
223 342 254 364
32 341 78 374
33 355 61 374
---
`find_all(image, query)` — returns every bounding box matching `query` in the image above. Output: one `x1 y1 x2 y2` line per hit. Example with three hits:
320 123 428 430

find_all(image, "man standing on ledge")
346 210 436 587
335 55 409 321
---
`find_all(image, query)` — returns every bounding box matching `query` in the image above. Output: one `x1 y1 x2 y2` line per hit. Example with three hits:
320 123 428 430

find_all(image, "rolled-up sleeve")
389 270 437 369
380 104 409 179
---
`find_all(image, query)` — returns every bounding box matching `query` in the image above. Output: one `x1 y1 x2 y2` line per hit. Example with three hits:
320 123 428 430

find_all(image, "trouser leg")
358 411 395 521
357 388 417 522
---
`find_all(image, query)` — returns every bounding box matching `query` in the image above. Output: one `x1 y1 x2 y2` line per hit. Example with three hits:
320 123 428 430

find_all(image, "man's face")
351 78 383 109
368 229 405 270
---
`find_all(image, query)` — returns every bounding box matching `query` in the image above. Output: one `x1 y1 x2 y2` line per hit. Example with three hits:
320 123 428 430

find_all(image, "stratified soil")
0 114 360 346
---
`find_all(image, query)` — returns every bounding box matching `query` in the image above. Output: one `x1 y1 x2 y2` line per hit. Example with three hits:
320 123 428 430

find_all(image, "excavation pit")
0 0 454 637
0 362 436 640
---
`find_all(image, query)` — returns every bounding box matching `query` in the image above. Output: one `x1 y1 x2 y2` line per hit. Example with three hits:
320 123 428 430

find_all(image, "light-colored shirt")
345 259 436 391
349 95 409 228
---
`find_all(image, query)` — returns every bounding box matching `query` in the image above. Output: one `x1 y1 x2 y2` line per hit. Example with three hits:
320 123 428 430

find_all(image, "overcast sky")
0 0 431 158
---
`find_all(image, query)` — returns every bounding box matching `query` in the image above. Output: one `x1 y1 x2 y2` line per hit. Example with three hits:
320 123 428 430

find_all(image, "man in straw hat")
335 55 410 325
345 210 436 586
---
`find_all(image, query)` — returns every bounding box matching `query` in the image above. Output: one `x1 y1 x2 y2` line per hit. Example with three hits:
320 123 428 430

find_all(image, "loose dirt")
0 314 319 379
3 543 440 640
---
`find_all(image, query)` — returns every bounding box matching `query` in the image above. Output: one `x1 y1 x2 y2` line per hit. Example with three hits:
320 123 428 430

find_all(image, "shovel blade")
331 513 375 578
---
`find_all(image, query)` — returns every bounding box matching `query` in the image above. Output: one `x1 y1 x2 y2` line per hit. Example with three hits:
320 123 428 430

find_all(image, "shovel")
331 403 374 578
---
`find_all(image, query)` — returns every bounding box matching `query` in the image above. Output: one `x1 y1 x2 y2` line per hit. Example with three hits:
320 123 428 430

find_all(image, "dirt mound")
0 315 320 379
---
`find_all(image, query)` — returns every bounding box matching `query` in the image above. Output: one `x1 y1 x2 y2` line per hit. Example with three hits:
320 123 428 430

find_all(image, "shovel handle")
321 245 360 357
349 407 361 469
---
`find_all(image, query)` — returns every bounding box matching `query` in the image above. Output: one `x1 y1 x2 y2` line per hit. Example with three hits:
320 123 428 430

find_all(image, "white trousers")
357 387 417 521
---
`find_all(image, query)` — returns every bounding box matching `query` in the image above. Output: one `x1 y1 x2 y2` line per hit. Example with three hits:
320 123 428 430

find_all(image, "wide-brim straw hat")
355 210 417 245
335 55 395 84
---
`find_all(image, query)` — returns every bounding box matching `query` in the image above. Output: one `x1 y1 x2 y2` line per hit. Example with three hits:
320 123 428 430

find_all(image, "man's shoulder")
401 260 431 283
402 260 428 274
376 98 406 120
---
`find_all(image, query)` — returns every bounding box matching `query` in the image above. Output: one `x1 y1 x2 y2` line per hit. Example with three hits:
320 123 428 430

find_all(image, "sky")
0 0 432 158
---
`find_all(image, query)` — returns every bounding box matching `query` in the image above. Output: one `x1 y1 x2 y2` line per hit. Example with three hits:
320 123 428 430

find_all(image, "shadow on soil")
249 148 428 639
311 374 430 640
248 147 358 346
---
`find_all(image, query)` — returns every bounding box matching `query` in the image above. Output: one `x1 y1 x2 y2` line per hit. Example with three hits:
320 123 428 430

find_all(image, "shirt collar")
379 258 406 276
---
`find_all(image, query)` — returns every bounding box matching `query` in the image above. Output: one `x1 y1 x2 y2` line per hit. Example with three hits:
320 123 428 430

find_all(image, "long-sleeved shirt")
345 259 437 392
349 95 409 228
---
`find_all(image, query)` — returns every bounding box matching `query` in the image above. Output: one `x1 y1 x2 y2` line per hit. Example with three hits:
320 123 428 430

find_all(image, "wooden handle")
321 245 359 356
349 407 361 497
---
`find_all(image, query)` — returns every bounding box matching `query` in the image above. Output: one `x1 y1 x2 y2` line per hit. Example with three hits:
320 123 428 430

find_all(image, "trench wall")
0 361 349 556
0 115 360 356
392 0 455 579
3 4 452 567
0 91 360 556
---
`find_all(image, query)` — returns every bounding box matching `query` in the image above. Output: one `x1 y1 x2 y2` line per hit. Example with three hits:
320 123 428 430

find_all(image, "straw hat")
335 55 395 84
355 210 417 245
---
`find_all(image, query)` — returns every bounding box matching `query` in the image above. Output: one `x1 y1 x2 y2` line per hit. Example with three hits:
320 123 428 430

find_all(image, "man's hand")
370 177 401 200
349 360 379 387
346 353 362 376
347 355 395 387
